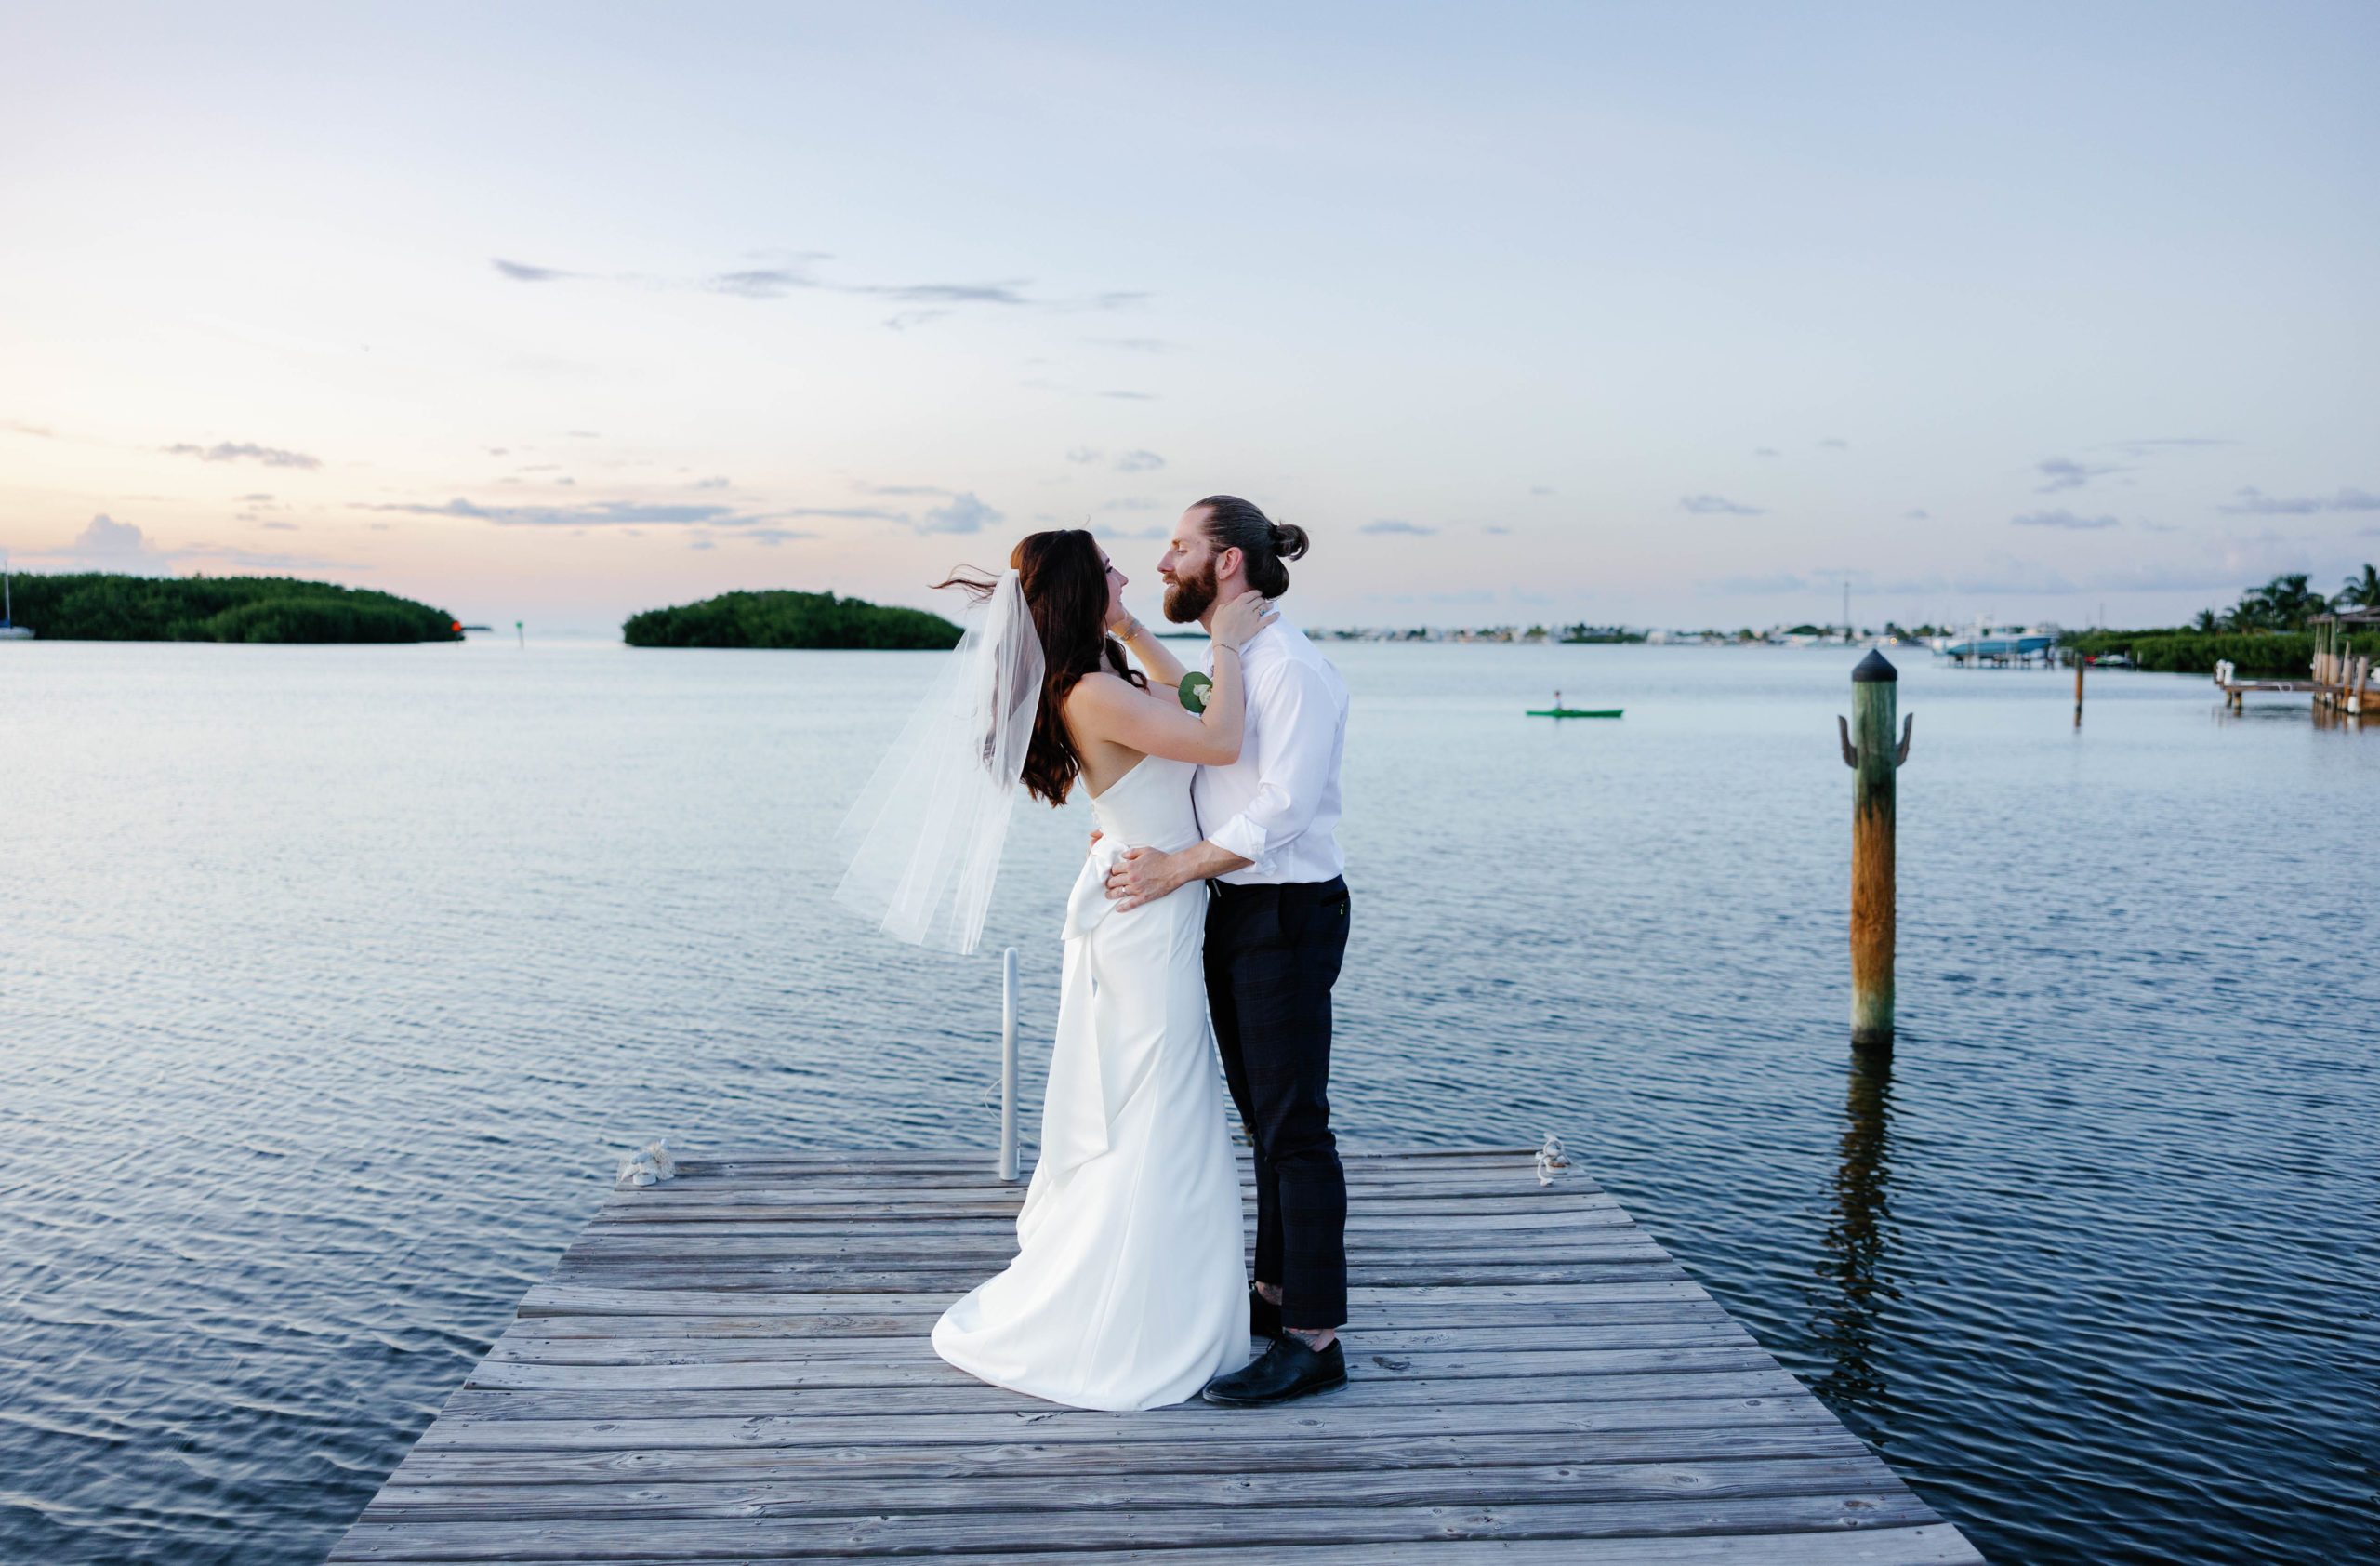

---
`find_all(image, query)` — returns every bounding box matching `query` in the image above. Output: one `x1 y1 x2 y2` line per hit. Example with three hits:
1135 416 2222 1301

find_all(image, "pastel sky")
4 4 2374 631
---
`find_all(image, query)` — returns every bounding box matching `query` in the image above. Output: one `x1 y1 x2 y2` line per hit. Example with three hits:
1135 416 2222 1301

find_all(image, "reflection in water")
2310 701 2379 731
1809 1043 1899 1426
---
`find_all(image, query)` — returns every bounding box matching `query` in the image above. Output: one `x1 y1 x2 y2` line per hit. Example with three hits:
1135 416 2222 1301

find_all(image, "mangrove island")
623 590 961 650
5 572 464 643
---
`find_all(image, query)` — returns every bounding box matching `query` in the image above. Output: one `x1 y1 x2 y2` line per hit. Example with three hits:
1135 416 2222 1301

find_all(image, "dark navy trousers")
1204 875 1351 1331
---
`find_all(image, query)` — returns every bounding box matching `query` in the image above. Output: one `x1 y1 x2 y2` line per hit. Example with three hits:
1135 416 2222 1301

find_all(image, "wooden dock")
2215 651 2374 714
329 1148 1982 1565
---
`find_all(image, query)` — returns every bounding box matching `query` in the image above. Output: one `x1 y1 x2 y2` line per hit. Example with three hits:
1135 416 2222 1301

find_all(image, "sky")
3 2 2375 632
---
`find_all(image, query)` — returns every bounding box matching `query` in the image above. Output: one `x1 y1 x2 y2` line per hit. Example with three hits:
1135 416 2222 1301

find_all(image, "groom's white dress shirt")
1195 620 1349 886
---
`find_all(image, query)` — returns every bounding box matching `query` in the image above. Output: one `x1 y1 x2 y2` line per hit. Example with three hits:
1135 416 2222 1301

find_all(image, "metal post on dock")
1840 651 1909 1049
998 947 1020 1182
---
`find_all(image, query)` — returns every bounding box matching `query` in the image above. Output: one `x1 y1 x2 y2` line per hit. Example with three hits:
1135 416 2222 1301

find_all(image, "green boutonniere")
1178 671 1213 713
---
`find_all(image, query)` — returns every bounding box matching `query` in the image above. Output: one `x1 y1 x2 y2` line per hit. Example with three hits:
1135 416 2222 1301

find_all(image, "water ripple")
0 640 2372 1564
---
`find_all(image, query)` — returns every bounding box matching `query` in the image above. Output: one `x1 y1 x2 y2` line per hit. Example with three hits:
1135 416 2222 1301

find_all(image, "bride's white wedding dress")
932 754 1250 1411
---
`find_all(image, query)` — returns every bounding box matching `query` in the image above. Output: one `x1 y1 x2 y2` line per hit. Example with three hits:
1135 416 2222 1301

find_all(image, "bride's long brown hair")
936 529 1145 806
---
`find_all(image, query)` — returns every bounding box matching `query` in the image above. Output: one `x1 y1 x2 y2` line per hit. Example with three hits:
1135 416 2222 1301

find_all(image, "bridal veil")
833 570 1043 956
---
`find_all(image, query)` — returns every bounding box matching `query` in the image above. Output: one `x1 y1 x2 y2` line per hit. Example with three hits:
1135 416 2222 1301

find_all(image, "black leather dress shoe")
1202 1334 1347 1406
1249 1286 1281 1341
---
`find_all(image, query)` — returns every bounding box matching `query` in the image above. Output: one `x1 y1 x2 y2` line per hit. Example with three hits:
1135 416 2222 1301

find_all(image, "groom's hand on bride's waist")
1104 841 1253 911
1103 846 1180 910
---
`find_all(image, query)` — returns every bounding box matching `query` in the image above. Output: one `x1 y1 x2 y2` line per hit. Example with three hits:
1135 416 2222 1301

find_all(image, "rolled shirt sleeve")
1206 657 1335 875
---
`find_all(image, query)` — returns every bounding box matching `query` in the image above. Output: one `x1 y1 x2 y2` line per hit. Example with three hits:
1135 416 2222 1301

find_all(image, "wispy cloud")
359 498 751 527
1098 390 1157 401
710 267 813 299
42 513 356 573
1361 519 1436 537
2013 509 2120 530
165 441 322 470
2034 457 2124 493
2219 486 2380 514
1939 556 2247 594
1065 447 1166 473
917 493 1003 536
5 420 53 438
1100 498 1160 511
1818 438 1849 450
1680 494 1763 516
489 246 1148 336
875 281 1032 306
688 252 1136 323
491 258 579 283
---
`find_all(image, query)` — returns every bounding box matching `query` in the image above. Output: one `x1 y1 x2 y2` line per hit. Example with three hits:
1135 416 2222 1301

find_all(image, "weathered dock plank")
328 1150 1980 1564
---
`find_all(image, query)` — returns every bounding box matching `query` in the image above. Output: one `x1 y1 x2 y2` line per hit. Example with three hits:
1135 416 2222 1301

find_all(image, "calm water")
1 638 2372 1564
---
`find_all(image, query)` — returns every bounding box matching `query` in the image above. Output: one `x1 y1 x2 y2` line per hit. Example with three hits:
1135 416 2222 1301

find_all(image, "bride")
835 528 1276 1410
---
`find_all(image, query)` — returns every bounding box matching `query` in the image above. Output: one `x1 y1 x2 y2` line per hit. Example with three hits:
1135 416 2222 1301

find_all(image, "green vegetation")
2184 567 2378 633
1558 623 1647 644
2059 564 2380 675
2190 573 2330 633
2063 630 2315 676
5 572 463 643
623 590 962 650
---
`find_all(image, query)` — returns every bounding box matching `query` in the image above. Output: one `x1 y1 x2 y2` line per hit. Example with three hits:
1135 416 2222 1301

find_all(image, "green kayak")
1527 708 1622 718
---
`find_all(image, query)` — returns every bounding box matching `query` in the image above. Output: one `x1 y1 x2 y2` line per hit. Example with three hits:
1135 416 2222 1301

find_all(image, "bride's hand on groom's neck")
1210 590 1275 648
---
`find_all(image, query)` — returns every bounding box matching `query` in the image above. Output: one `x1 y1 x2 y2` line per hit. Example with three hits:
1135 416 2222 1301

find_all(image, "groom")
1104 494 1353 1406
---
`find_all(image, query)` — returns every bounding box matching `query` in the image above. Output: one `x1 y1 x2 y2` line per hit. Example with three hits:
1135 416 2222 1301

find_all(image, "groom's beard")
1163 563 1218 624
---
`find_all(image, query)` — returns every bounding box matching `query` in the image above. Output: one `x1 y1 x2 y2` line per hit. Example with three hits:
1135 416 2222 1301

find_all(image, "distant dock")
2215 649 2373 715
329 1148 1980 1564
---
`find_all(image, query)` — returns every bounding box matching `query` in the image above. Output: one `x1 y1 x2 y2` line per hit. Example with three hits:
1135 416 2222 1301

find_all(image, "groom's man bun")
1195 495 1308 598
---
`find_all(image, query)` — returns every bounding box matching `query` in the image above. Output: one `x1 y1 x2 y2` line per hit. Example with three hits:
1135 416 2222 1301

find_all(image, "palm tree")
2192 607 2220 632
2231 573 2328 631
2339 563 2380 611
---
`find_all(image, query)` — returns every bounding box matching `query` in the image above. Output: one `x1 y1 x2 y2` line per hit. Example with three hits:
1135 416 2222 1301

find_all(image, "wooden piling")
2073 654 2084 727
1847 651 1901 1049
